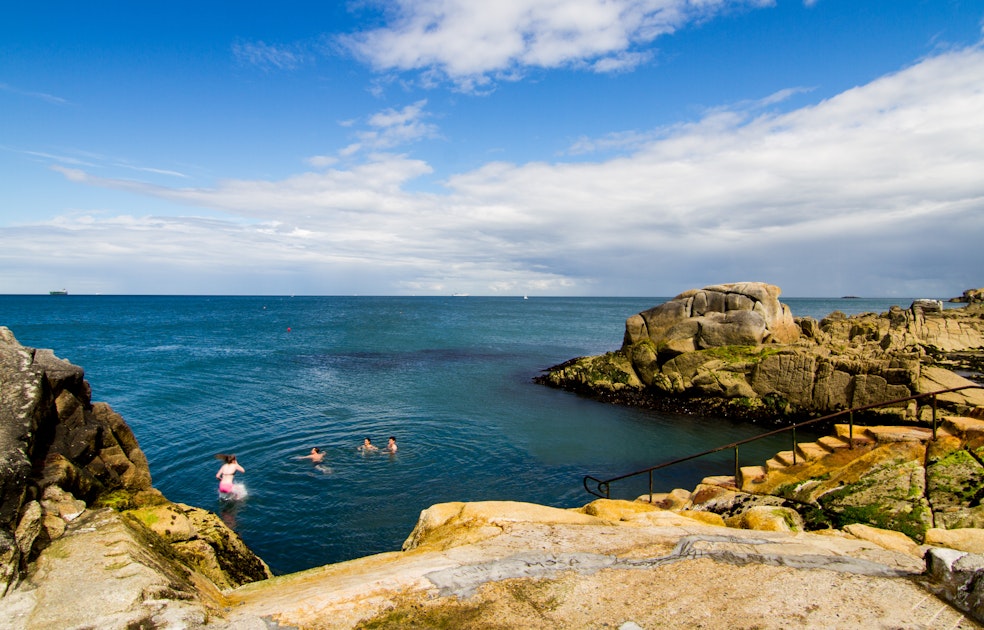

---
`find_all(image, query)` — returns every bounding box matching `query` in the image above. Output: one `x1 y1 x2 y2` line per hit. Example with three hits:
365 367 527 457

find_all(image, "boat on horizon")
49 289 68 296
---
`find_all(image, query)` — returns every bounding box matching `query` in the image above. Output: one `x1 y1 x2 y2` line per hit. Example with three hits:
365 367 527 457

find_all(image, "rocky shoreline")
534 282 984 424
0 327 270 627
4 286 984 628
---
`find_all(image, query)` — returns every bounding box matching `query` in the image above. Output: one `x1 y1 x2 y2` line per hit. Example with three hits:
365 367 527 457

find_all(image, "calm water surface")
0 294 939 574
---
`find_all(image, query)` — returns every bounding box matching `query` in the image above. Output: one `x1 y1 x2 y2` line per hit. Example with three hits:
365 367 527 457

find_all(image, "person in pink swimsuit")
215 454 244 495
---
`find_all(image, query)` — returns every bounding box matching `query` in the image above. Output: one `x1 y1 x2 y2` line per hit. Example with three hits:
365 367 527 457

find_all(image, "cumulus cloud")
341 0 773 88
33 45 984 296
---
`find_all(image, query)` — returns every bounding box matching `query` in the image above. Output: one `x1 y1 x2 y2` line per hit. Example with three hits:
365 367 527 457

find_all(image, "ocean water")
0 294 942 574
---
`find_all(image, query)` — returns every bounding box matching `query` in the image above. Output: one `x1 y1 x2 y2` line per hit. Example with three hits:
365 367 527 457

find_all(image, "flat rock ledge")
220 501 975 629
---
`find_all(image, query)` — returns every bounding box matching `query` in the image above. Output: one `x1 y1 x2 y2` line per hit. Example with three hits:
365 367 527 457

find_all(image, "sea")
0 294 953 575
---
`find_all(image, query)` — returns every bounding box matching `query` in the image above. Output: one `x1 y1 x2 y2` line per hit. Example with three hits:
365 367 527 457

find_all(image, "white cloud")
331 100 440 159
306 155 339 168
361 100 440 148
341 0 773 88
28 45 984 297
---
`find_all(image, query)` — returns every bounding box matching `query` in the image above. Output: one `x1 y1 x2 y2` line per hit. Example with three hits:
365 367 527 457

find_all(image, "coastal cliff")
0 327 270 627
4 315 984 628
535 282 984 421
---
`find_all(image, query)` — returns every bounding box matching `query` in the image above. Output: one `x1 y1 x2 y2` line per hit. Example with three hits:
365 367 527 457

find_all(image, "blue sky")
2 0 982 297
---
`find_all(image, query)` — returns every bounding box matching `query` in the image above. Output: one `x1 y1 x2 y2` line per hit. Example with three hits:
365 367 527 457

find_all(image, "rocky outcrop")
536 282 984 421
951 287 984 303
623 282 801 352
5 324 984 627
711 413 984 622
0 327 270 624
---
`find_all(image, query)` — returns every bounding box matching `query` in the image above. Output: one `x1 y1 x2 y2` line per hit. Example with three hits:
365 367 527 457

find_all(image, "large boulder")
623 282 800 352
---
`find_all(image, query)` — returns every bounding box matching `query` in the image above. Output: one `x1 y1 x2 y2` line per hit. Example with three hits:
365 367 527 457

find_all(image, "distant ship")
49 289 68 296
452 292 469 297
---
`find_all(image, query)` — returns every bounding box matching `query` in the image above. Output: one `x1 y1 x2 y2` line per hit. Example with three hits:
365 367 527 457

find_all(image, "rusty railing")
583 384 984 500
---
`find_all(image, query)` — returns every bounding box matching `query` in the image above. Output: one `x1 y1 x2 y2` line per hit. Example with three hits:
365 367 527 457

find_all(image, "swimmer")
215 454 244 496
387 436 398 454
359 437 379 452
301 447 325 463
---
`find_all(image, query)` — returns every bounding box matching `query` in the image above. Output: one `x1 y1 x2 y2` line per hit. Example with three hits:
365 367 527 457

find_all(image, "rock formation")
623 282 801 351
536 282 984 421
6 313 984 628
0 327 270 627
952 287 984 303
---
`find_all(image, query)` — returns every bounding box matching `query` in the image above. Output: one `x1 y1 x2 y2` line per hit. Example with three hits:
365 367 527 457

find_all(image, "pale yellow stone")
726 506 802 532
843 523 921 557
942 415 984 441
689 483 737 507
636 488 691 510
127 504 194 543
403 501 606 551
924 527 984 553
921 367 984 407
678 510 726 527
579 498 658 521
864 426 933 442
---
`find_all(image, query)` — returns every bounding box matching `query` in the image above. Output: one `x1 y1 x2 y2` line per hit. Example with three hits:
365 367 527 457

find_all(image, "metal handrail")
583 384 984 500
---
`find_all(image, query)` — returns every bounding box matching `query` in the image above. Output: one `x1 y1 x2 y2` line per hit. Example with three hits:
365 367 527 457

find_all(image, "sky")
1 0 983 298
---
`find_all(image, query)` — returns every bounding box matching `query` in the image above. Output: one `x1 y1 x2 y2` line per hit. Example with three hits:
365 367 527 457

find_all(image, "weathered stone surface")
926 528 984 554
5 312 984 628
0 508 222 630
624 282 800 350
636 488 692 510
537 283 984 420
177 505 273 586
577 498 659 522
927 437 984 529
843 523 922 557
925 547 984 621
222 499 958 630
952 288 984 304
0 326 271 618
922 366 984 409
128 504 196 543
725 505 804 532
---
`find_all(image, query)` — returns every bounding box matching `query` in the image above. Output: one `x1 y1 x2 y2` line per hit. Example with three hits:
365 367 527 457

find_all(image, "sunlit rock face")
623 282 800 353
538 283 984 420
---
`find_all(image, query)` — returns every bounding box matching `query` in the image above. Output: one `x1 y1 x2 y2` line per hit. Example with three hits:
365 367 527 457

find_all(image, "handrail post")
932 394 938 440
849 411 854 449
649 470 653 504
792 425 797 465
734 446 739 485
